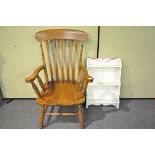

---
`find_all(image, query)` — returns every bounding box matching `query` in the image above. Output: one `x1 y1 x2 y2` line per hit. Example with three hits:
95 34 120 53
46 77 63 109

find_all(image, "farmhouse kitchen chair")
25 29 93 128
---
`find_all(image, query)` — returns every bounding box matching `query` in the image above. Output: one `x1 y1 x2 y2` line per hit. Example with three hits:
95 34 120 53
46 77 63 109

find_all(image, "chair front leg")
78 105 84 129
44 105 49 113
40 105 45 129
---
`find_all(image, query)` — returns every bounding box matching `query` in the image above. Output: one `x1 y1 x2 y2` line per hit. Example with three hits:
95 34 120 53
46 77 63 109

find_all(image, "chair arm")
25 65 45 83
79 65 93 83
77 65 93 98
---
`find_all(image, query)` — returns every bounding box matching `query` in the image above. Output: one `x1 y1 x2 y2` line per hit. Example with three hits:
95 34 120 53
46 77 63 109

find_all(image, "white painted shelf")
89 82 120 86
86 57 122 109
87 65 121 68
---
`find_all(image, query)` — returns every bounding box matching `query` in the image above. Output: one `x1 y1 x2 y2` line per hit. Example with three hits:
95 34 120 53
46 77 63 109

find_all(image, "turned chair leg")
78 105 84 129
44 105 49 113
40 105 45 129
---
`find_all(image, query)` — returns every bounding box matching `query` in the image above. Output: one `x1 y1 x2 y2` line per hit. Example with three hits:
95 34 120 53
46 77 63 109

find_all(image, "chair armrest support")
78 65 93 98
79 65 93 83
25 65 45 83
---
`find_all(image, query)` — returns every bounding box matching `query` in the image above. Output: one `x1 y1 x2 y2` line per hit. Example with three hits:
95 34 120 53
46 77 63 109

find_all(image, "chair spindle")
40 43 48 84
72 40 78 81
66 40 70 81
53 40 59 81
37 75 45 91
60 40 64 81
31 81 41 98
46 41 54 81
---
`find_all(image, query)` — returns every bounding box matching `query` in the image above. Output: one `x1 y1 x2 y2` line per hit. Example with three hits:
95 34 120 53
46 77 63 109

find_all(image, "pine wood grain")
25 29 93 129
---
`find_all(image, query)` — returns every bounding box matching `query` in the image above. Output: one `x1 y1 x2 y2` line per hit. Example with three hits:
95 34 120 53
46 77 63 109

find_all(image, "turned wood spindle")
31 81 41 98
40 42 48 84
37 75 45 91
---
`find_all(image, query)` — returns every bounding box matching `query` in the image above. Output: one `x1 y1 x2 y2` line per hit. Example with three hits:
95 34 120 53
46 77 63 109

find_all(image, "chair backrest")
35 29 88 83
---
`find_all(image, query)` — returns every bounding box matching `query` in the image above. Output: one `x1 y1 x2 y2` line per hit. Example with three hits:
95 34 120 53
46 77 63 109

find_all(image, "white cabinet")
86 57 122 109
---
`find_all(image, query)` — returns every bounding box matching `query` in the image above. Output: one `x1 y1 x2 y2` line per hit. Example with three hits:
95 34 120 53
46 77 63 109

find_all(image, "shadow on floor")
44 99 131 128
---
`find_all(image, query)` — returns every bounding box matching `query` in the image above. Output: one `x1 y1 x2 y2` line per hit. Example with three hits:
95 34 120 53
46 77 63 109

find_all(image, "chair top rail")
35 29 88 41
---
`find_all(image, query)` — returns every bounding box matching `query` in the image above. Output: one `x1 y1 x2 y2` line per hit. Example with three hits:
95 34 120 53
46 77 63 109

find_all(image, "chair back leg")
78 105 84 129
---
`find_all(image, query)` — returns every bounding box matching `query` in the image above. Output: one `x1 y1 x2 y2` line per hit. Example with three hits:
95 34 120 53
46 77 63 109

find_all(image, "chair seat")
36 81 85 106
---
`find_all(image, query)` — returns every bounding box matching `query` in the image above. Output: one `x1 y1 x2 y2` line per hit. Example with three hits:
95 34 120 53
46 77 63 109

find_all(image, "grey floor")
0 99 155 129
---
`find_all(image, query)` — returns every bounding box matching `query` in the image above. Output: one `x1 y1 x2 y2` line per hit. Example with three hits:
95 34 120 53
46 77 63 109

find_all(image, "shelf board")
86 100 119 104
89 82 120 86
87 65 121 68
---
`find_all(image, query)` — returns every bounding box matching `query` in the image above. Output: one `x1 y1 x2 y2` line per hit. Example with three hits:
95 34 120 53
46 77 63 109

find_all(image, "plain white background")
0 0 155 155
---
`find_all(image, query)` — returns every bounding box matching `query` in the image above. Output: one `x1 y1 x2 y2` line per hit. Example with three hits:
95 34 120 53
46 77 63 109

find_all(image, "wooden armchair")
25 29 93 129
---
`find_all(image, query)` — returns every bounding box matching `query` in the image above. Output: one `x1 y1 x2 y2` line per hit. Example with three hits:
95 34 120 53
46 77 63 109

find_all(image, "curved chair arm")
25 65 46 98
25 65 45 83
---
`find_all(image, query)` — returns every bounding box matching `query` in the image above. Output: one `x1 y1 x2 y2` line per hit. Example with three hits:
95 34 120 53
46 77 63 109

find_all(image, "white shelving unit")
86 57 122 109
